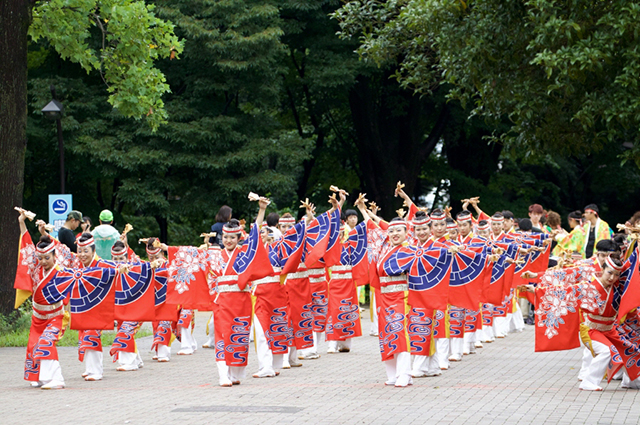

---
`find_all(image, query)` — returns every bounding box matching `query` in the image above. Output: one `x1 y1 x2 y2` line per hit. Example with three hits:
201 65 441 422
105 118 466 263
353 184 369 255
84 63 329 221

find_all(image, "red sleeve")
14 232 35 291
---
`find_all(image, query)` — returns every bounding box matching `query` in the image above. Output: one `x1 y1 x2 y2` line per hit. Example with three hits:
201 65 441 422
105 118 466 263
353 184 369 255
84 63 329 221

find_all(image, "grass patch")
0 302 153 347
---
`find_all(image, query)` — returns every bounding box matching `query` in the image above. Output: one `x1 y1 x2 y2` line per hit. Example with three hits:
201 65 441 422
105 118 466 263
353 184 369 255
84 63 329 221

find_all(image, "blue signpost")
48 194 73 239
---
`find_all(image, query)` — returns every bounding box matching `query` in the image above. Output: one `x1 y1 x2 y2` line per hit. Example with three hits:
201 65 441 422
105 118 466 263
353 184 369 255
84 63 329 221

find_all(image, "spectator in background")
210 205 232 248
502 210 515 234
80 216 92 234
582 204 613 259
58 210 83 253
92 209 120 259
546 211 562 232
266 212 283 240
344 209 358 233
528 204 544 231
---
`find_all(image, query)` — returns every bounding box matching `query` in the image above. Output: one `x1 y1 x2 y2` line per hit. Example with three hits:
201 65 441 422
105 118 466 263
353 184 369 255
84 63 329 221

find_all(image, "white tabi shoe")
41 380 65 390
152 354 158 360
448 355 462 362
327 347 338 354
579 380 603 391
177 348 194 355
116 364 138 372
81 372 89 378
384 380 396 386
157 357 170 363
475 341 484 348
298 352 320 360
426 371 442 377
253 368 277 378
395 375 413 388
84 375 102 381
288 360 303 368
30 381 44 388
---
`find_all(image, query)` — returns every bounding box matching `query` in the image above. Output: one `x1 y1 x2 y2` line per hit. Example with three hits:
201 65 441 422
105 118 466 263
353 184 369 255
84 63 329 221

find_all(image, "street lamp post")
41 85 65 194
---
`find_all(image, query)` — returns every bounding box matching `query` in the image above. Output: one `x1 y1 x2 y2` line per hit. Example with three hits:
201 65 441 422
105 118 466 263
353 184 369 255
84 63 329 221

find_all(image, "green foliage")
30 0 183 130
334 0 640 166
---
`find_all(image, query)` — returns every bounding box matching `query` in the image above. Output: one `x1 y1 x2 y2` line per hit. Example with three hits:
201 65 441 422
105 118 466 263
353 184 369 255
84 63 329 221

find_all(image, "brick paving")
1 310 639 425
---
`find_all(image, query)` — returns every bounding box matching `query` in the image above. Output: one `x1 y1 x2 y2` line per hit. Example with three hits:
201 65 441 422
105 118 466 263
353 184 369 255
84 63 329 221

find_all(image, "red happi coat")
305 209 340 333
75 255 116 360
376 244 410 361
166 246 214 311
251 244 293 355
214 246 253 366
325 222 367 342
580 277 640 381
14 232 67 382
212 225 271 366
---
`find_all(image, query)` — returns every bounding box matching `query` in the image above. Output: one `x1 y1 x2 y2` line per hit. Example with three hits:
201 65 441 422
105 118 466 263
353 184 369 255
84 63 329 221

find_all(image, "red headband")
111 246 127 257
430 213 446 223
77 236 95 247
477 222 490 231
446 222 458 229
605 256 623 271
412 216 431 226
146 246 161 256
457 215 472 223
388 220 408 229
491 216 504 223
222 224 242 235
279 217 295 225
585 208 598 215
36 242 55 255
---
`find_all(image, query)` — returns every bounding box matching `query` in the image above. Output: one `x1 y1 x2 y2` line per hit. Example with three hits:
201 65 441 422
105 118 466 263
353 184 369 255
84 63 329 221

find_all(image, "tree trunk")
0 1 31 315
348 74 449 218
155 215 168 244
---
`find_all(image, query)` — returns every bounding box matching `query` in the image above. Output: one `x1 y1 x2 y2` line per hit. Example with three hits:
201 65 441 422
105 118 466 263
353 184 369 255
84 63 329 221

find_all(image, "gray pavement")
1 310 639 425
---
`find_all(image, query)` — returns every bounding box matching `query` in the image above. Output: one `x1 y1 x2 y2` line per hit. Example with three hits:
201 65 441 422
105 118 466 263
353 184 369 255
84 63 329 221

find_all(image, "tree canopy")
334 0 640 165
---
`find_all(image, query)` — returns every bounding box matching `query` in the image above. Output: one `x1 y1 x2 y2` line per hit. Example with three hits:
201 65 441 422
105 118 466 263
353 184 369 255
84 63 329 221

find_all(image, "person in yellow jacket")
581 204 613 259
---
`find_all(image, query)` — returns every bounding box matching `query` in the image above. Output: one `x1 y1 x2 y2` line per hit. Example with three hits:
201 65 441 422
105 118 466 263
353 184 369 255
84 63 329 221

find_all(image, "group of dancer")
13 183 640 391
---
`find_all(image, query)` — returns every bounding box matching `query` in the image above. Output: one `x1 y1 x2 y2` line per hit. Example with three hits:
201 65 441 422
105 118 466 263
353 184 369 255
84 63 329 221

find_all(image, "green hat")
99 209 114 222
67 210 82 221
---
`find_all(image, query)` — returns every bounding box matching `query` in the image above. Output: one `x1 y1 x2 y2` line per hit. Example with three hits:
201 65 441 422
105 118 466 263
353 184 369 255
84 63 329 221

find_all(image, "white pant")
283 347 300 367
300 331 322 356
622 371 640 389
180 326 197 353
449 338 464 360
253 313 284 373
411 354 440 376
509 303 524 332
384 352 411 384
579 340 610 390
463 331 476 353
482 324 494 341
435 338 450 369
493 316 506 337
578 346 592 381
327 339 352 351
84 350 103 379
157 344 171 360
216 361 246 385
40 360 64 385
117 350 142 369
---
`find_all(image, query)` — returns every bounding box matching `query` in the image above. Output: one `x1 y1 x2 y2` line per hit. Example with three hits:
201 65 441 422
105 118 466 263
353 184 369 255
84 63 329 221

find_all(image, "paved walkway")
1 311 639 425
